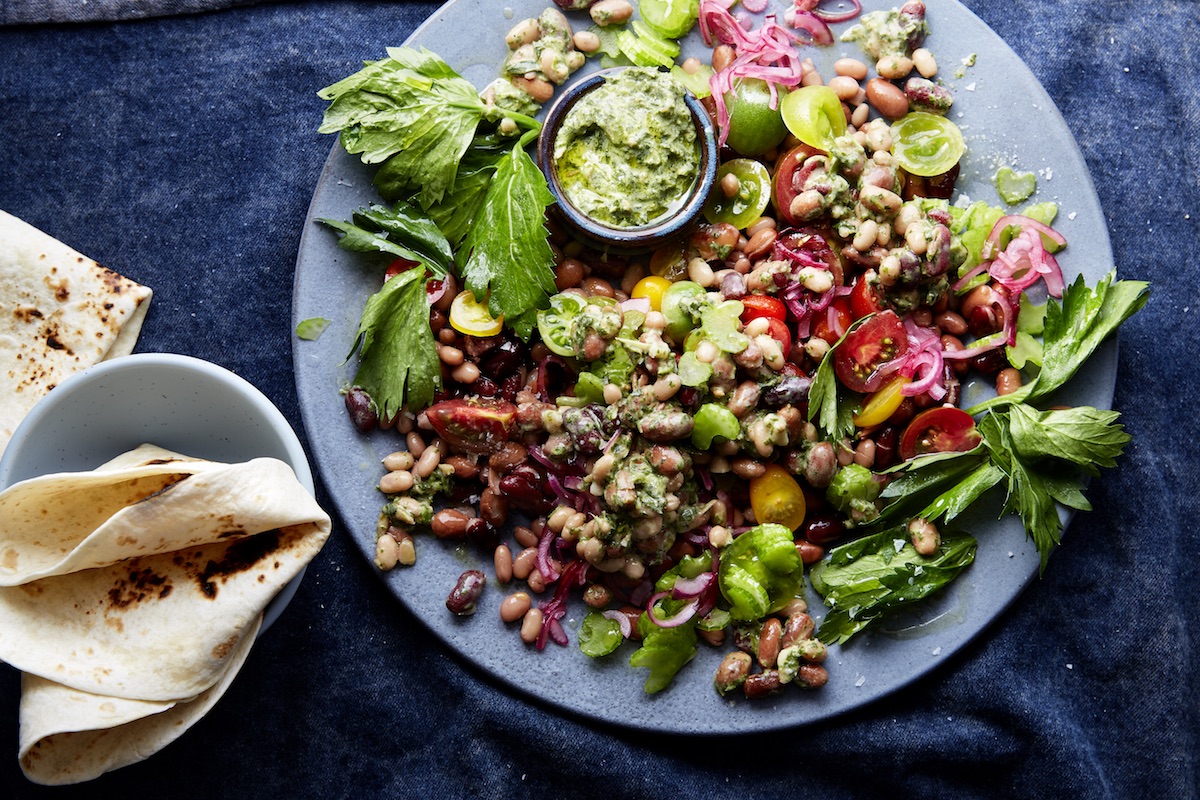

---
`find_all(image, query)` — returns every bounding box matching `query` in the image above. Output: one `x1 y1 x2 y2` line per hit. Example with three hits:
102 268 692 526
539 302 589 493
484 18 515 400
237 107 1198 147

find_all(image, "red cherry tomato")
385 257 420 280
764 317 793 358
850 273 885 320
773 143 824 226
833 310 909 393
773 227 845 286
811 297 853 345
740 294 788 324
899 406 982 460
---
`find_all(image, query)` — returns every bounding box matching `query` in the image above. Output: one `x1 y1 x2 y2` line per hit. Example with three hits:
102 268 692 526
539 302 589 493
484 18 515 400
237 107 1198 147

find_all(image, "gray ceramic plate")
292 0 1117 733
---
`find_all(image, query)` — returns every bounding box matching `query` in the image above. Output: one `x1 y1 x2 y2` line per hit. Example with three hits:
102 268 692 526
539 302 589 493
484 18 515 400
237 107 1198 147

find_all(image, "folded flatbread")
0 444 332 784
0 210 152 459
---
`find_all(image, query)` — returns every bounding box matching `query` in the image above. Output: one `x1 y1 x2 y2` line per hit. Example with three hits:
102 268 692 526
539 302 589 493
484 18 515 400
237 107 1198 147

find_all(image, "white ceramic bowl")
0 352 315 633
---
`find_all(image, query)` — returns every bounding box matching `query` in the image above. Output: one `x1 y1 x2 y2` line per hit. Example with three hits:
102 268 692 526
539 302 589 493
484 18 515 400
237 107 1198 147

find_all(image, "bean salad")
326 0 1145 701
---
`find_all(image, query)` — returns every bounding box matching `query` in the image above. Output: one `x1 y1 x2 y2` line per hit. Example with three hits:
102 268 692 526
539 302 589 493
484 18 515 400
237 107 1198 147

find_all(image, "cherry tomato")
773 227 844 285
833 310 909 393
749 464 807 532
704 158 772 229
899 406 982 461
385 257 420 280
811 297 853 345
426 398 517 454
763 317 793 358
449 290 503 337
723 78 789 157
850 273 885 320
853 375 910 428
890 112 965 178
780 85 847 152
772 143 824 227
631 275 672 312
739 294 787 324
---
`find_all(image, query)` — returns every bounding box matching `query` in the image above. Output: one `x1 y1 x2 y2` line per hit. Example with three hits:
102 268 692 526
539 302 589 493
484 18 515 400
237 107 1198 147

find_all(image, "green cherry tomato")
723 78 789 157
890 112 966 177
780 85 846 152
660 280 706 343
703 158 771 229
536 292 587 357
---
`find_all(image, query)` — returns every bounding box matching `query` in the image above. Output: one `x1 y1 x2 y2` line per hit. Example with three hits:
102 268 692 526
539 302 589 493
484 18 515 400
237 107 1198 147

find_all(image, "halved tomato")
749 464 807 532
899 406 981 460
740 294 787 324
833 310 908 393
764 317 793 358
773 227 845 286
849 272 885 320
426 398 517 454
853 374 910 428
811 297 853 345
772 143 824 227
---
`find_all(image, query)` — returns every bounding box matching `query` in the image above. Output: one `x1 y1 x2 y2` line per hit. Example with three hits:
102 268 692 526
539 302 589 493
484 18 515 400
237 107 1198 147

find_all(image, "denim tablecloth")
0 1 1195 797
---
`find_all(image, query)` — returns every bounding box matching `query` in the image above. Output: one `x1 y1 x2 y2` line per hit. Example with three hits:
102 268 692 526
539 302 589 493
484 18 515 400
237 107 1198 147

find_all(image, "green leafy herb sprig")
315 47 559 416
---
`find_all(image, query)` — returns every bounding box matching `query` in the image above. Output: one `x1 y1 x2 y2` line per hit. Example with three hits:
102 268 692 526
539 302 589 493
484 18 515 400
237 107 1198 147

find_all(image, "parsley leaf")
1006 404 1130 475
318 47 487 207
807 349 858 442
457 140 558 339
319 201 454 277
811 527 977 645
969 271 1149 414
347 267 441 420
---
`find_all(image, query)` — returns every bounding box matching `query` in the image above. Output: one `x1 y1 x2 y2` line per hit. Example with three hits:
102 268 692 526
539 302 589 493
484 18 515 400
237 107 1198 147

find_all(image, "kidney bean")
345 388 378 433
480 487 509 528
431 509 470 539
873 425 900 469
743 670 783 699
498 464 547 512
446 570 486 615
465 517 499 551
757 617 783 669
796 540 824 565
802 512 845 545
795 664 829 689
714 651 752 696
781 612 816 649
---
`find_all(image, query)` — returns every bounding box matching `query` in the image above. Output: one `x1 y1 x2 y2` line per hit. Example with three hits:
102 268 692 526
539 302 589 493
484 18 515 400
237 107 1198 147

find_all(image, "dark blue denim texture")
0 1 1195 797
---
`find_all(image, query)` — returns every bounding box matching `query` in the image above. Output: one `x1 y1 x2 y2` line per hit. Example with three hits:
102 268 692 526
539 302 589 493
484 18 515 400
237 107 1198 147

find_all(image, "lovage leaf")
457 141 557 339
318 46 485 207
348 267 441 420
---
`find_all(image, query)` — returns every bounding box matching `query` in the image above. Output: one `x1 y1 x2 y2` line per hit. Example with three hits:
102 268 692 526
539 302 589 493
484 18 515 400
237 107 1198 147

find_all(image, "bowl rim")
536 66 719 250
0 352 315 634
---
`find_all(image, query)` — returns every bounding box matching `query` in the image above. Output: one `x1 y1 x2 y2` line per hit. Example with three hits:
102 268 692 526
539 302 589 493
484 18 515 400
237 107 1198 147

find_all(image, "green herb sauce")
553 68 699 229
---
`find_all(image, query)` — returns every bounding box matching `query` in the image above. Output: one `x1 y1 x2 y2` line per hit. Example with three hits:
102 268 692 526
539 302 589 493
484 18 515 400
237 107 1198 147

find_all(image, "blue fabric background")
0 1 1195 796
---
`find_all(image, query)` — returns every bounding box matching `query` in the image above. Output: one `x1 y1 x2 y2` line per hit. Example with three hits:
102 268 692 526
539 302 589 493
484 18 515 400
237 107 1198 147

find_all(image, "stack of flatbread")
0 210 152 459
0 444 332 785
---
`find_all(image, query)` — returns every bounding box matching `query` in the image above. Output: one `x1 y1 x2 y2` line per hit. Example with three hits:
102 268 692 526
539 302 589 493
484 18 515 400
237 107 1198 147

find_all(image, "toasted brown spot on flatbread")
13 306 44 322
194 531 280 599
2 547 18 570
106 566 173 610
211 634 238 660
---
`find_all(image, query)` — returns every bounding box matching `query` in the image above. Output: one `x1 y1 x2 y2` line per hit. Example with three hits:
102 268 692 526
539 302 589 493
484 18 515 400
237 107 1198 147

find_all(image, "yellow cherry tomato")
749 464 807 532
853 375 911 428
449 289 503 337
630 275 672 312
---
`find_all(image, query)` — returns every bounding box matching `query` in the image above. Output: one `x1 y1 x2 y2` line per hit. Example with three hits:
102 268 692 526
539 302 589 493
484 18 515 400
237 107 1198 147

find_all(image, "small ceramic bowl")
0 352 315 633
537 67 718 253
